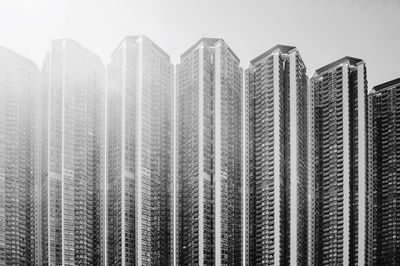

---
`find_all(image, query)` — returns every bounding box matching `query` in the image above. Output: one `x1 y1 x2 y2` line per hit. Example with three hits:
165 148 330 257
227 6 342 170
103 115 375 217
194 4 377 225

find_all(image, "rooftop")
110 35 170 61
315 56 363 76
372 77 400 93
52 38 103 63
250 44 296 65
180 37 240 62
0 45 39 71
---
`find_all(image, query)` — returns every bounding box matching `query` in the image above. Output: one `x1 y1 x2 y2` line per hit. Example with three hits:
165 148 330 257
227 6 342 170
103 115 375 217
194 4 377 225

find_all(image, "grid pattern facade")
245 45 308 265
367 78 400 265
309 57 367 265
40 39 105 266
177 38 242 265
0 46 38 265
107 36 173 265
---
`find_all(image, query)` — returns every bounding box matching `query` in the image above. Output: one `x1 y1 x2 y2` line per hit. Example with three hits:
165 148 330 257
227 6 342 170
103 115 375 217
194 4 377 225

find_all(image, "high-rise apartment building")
245 45 308 265
0 46 39 265
176 38 242 265
308 57 368 265
366 78 400 265
106 36 174 265
39 39 105 265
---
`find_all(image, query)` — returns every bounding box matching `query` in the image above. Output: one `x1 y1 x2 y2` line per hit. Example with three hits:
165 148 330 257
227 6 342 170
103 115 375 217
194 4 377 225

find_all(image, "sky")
0 0 399 87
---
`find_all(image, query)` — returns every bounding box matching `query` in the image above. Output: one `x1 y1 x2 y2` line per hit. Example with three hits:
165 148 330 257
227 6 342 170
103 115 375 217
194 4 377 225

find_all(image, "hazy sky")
0 0 399 87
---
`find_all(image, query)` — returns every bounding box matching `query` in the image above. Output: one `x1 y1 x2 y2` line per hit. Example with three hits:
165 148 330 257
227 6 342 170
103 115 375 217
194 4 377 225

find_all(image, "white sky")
0 0 399 87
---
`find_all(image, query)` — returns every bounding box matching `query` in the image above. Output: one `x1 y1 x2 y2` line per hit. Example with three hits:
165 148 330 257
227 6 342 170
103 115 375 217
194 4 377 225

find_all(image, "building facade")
308 57 368 265
106 36 174 265
366 78 400 265
39 39 105 265
245 45 308 265
176 38 242 265
0 46 39 265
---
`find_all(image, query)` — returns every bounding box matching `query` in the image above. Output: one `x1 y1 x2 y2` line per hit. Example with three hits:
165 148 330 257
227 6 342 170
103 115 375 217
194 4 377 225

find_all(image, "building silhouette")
366 78 400 265
245 45 308 265
0 46 39 265
308 57 368 265
38 39 105 265
176 38 242 265
3 34 400 266
106 36 174 265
